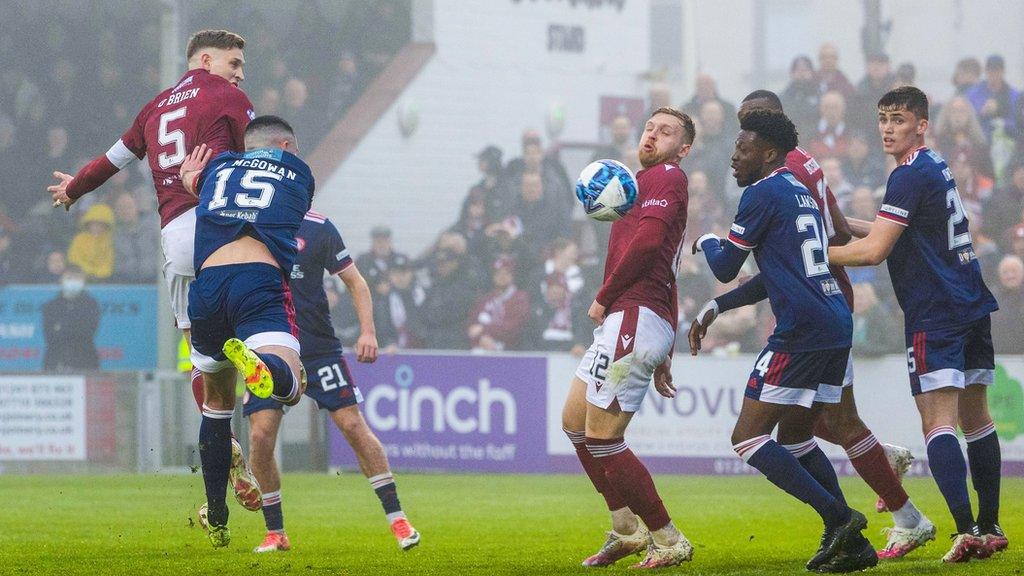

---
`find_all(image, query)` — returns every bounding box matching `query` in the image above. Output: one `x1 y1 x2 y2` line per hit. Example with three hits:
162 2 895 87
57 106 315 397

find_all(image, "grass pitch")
1 473 1021 575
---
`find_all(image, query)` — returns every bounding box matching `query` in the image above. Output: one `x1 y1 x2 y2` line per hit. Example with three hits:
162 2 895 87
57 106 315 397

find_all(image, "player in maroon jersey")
46 30 261 512
688 90 936 560
561 107 694 569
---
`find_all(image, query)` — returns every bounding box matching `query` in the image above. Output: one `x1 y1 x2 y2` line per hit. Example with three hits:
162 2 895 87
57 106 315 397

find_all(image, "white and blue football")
575 159 638 221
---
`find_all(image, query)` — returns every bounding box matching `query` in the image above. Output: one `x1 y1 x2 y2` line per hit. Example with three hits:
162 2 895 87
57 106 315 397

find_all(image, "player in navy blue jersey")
177 115 313 548
690 90 935 561
690 109 876 572
829 86 1005 563
241 211 420 553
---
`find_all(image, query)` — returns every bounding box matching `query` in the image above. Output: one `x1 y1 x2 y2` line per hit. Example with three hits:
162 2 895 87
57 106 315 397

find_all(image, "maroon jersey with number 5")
120 69 254 227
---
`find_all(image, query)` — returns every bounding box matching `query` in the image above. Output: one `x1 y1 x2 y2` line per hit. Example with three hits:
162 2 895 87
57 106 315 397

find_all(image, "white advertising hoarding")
0 376 86 461
548 354 1024 475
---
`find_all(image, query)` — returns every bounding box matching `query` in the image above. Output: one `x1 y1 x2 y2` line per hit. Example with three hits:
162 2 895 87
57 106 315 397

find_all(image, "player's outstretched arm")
828 217 904 266
693 233 749 283
179 144 213 197
338 264 379 363
49 139 140 211
845 217 873 239
687 274 766 356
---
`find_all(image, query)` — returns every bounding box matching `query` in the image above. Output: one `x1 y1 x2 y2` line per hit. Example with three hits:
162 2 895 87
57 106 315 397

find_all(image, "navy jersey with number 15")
193 148 315 272
876 147 998 331
726 168 852 352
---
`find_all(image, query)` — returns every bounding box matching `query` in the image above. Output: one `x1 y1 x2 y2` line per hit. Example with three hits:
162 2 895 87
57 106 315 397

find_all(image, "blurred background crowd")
2 2 1021 356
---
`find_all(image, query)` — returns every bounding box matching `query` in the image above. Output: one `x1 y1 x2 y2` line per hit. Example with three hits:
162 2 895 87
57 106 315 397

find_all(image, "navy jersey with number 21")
726 168 852 352
193 148 316 272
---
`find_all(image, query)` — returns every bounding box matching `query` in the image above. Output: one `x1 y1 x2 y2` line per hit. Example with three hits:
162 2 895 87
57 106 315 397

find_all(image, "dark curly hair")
739 109 798 154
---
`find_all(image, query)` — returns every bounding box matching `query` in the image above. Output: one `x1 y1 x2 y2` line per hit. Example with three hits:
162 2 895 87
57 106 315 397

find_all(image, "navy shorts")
244 353 363 416
745 347 849 408
906 315 995 396
188 262 300 373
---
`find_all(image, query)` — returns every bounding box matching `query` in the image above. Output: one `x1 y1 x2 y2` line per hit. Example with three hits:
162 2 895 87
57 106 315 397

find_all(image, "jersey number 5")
157 107 187 169
208 168 282 210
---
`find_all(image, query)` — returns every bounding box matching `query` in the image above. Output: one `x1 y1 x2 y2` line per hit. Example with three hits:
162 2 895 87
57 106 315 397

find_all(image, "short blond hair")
186 30 245 60
651 107 696 144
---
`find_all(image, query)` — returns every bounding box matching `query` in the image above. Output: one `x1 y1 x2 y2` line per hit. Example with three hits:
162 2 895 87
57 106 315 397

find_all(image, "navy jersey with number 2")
726 168 852 352
876 147 998 331
193 148 315 272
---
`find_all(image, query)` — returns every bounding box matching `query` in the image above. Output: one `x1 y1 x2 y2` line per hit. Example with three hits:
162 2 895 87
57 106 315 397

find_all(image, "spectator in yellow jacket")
67 203 115 281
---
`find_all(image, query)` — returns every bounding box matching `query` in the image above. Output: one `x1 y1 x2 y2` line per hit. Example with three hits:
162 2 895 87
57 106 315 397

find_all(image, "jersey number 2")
796 214 830 277
946 188 971 250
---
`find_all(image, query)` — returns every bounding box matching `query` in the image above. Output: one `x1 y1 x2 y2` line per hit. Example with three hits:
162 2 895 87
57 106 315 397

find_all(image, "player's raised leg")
330 405 420 550
562 375 644 566
247 407 290 552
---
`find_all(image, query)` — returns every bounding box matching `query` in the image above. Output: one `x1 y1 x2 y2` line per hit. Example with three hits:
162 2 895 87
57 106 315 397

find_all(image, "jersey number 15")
208 167 281 210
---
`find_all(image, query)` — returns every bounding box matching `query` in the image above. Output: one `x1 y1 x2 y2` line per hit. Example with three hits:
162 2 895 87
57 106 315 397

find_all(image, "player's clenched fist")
687 299 719 356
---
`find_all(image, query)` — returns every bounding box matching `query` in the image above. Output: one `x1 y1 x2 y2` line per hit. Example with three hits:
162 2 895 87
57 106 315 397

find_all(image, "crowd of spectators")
2 4 1020 356
0 0 407 286
340 43 1024 354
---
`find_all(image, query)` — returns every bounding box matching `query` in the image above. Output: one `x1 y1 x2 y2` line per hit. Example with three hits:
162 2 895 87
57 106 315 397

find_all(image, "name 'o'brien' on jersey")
193 148 316 273
726 167 852 352
876 147 998 331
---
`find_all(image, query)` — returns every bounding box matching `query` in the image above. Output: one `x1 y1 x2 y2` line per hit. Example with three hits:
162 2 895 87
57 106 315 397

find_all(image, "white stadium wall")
312 0 651 256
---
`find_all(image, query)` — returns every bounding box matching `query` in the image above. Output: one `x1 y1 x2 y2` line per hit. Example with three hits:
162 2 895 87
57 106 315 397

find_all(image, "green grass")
1 473 1022 575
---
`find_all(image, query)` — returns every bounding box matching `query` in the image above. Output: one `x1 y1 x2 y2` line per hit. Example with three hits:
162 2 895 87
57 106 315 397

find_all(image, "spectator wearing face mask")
42 266 100 371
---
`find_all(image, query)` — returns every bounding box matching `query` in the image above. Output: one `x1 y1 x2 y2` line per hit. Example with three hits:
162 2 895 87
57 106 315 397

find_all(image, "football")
575 159 638 221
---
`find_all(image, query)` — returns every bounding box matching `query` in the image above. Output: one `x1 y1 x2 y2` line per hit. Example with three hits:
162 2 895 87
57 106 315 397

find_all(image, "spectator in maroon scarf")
808 91 850 160
467 256 530 351
816 43 854 98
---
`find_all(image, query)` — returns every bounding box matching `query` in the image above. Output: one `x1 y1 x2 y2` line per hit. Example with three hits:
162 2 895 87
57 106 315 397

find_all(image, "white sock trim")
733 435 772 463
368 472 395 490
925 425 957 444
201 405 234 419
563 428 586 445
964 422 996 443
845 434 879 459
781 439 817 459
263 490 282 506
